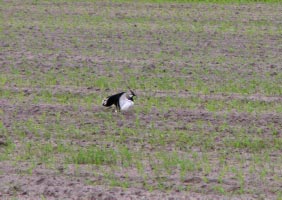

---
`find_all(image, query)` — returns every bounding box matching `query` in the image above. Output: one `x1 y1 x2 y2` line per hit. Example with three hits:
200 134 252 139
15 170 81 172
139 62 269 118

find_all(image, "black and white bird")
102 89 137 112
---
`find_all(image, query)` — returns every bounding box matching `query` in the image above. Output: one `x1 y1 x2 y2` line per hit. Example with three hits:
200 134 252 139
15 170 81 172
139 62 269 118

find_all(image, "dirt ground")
1 1 282 199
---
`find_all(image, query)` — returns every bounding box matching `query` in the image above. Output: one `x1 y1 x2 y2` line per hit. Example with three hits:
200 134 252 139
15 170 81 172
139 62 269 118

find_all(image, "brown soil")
1 1 282 199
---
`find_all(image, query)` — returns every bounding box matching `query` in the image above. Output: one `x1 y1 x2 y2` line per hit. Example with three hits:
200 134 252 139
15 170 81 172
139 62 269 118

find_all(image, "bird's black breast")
103 92 125 107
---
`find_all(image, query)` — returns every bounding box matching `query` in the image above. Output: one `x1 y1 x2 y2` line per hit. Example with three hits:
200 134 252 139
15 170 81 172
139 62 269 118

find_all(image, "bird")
102 89 137 112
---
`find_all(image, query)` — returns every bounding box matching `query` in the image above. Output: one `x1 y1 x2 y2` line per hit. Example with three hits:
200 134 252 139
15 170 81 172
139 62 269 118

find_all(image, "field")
1 0 282 199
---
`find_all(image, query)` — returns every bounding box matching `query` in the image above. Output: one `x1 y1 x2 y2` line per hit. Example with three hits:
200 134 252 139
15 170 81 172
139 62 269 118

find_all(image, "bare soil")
1 1 282 199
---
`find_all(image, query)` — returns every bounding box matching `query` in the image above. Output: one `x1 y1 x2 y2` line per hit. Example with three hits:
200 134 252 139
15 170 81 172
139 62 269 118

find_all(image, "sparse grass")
1 0 282 199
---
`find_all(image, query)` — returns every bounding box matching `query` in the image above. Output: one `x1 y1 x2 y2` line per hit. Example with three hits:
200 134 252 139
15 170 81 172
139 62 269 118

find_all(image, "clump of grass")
224 136 268 152
68 146 117 165
0 137 15 161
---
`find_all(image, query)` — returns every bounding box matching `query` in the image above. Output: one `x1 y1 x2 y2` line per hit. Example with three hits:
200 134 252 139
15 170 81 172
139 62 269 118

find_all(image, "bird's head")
128 89 137 101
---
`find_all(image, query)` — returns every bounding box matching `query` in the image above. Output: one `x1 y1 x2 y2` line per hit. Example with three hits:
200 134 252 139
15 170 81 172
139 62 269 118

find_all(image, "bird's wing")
102 92 125 107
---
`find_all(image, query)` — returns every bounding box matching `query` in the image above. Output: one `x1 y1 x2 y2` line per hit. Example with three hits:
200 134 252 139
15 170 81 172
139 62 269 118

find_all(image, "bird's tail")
102 97 109 106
